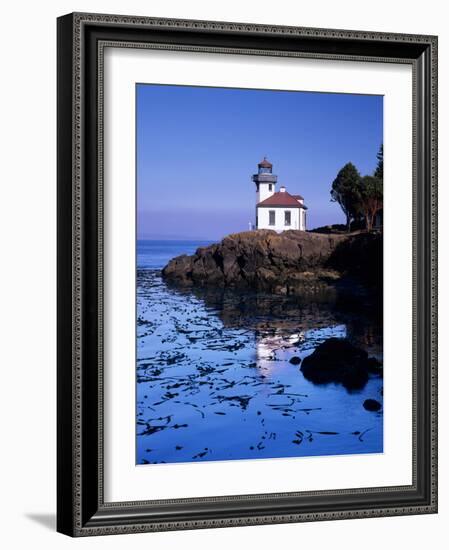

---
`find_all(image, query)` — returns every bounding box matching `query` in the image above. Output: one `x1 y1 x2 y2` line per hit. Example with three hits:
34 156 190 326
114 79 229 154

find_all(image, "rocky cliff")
162 230 382 296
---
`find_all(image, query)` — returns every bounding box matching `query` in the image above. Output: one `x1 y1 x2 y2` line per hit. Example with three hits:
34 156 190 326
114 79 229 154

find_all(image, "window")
284 211 291 226
269 210 275 226
268 184 272 192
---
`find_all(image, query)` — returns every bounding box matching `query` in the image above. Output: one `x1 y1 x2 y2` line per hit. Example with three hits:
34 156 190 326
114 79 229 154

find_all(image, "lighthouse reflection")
254 324 350 376
166 280 382 372
255 330 305 375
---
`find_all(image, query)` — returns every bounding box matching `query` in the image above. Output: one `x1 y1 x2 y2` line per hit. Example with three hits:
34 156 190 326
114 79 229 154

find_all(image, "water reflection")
137 270 383 465
168 278 382 362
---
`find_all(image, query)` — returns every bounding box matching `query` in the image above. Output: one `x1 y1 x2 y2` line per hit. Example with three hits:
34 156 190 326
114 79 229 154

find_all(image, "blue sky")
137 84 383 240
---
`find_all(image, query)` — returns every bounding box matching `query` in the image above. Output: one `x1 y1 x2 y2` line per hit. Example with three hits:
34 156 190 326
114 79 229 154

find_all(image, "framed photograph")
57 12 438 536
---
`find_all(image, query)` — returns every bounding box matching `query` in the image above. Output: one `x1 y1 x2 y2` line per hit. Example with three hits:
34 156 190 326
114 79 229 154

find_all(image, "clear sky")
137 84 383 240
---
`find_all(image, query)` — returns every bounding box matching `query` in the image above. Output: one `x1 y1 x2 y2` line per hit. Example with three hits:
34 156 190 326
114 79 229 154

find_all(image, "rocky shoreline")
162 230 382 297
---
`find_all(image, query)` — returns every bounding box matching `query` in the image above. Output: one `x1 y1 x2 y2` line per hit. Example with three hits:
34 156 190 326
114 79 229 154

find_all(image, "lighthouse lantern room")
252 157 277 203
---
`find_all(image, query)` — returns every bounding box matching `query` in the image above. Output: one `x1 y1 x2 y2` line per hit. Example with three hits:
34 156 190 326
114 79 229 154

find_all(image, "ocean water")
137 239 214 269
136 240 383 465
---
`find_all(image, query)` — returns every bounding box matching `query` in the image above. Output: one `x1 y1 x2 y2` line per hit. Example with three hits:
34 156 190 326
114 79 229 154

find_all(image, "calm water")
136 240 383 464
137 239 214 269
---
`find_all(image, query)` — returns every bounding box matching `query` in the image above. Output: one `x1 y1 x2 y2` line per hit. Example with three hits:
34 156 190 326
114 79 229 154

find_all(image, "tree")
357 175 383 232
374 144 383 180
330 162 362 232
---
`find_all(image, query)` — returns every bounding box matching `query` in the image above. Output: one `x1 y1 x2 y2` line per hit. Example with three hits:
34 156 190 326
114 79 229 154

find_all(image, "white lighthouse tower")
252 157 277 203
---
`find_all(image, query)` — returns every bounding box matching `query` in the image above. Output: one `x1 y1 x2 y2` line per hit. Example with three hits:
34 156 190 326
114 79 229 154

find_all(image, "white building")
252 158 307 231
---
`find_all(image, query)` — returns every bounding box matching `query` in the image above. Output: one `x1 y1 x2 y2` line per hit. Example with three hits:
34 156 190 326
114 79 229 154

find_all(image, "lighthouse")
252 157 277 203
252 158 308 231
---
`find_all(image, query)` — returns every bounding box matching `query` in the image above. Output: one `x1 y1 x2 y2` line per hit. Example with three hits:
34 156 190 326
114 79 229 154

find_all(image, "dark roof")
258 157 272 168
257 191 307 209
292 194 304 201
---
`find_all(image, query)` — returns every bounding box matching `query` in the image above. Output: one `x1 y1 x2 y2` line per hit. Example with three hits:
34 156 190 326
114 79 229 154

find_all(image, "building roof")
258 157 272 168
292 194 304 200
257 191 307 209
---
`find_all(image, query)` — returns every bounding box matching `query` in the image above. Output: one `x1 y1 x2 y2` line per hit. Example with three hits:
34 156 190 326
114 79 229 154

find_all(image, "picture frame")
57 12 438 536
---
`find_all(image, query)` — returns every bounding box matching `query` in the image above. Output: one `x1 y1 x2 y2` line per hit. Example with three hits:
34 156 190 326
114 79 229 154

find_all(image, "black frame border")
57 12 438 537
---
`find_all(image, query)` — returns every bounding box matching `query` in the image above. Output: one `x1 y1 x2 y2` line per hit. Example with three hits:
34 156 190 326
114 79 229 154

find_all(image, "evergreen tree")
358 175 383 232
374 144 383 180
330 162 362 232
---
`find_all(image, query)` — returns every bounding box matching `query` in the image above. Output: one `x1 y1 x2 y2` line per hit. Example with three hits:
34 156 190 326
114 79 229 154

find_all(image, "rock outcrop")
300 337 382 390
162 230 382 296
363 398 382 412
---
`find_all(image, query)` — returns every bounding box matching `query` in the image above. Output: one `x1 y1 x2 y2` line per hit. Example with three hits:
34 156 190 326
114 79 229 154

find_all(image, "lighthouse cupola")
258 157 273 174
252 157 277 203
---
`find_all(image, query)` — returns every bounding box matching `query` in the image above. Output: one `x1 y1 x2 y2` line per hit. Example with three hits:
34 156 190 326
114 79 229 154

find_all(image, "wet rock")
363 398 382 412
300 337 376 390
161 254 193 286
289 356 302 365
329 232 383 289
162 230 381 295
162 230 356 295
366 357 383 374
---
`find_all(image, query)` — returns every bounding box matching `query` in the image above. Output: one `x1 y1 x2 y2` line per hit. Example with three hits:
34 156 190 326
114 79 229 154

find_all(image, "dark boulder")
327 231 383 289
363 398 382 412
289 356 302 365
366 357 383 374
300 337 376 390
